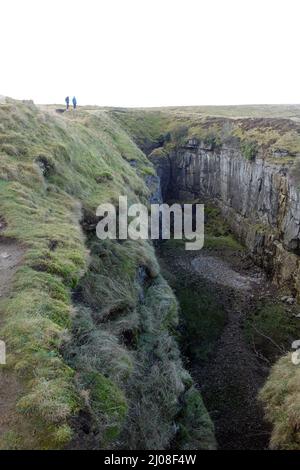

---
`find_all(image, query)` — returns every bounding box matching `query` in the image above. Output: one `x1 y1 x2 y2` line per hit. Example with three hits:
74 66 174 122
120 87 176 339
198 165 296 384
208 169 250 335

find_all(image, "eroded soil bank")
158 240 273 450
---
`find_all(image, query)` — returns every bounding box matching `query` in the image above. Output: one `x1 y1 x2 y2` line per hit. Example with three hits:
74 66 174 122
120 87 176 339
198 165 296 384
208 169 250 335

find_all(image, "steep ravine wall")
150 141 300 298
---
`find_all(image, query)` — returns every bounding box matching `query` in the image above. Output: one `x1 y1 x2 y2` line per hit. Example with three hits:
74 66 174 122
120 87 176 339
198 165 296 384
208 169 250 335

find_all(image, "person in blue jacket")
65 96 70 110
72 96 77 110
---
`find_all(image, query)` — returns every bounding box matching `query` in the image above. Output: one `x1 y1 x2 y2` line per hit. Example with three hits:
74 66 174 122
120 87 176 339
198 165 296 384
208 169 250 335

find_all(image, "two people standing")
65 96 77 110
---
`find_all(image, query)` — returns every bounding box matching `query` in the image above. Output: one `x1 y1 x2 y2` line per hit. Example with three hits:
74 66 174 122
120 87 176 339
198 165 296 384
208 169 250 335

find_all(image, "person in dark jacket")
72 96 77 110
65 96 70 110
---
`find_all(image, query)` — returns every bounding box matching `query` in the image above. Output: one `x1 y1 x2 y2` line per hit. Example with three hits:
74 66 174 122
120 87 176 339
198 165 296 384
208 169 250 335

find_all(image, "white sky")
1 0 300 107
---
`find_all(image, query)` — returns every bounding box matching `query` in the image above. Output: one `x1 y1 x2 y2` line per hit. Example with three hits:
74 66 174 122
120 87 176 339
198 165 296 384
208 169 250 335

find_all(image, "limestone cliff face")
150 140 300 297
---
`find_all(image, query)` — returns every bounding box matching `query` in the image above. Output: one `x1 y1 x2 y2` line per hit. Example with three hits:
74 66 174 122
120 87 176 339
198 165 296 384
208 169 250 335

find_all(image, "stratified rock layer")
150 141 300 297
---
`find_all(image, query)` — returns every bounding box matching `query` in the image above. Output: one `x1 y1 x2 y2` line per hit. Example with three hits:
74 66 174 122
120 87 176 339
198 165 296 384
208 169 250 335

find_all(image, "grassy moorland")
111 105 300 166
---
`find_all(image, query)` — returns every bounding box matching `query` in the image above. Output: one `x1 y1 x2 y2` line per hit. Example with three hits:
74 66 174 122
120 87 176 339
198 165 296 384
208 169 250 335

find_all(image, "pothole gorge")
148 138 300 450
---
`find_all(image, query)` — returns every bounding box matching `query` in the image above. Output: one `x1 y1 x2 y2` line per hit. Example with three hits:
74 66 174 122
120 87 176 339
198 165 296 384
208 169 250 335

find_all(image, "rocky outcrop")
150 142 300 298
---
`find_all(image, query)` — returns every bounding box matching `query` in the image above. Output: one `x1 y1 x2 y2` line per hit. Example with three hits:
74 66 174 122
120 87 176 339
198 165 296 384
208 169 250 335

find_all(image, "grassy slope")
0 99 215 449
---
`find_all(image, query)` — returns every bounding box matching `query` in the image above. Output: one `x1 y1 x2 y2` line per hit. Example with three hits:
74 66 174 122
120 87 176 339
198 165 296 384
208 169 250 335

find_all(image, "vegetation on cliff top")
111 106 300 163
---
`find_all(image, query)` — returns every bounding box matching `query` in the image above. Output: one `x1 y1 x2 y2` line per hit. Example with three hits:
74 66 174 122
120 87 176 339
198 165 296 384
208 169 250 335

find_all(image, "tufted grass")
0 99 152 448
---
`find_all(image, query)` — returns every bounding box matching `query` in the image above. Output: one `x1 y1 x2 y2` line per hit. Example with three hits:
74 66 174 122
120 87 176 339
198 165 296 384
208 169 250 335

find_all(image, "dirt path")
0 240 25 299
0 238 25 445
158 246 272 450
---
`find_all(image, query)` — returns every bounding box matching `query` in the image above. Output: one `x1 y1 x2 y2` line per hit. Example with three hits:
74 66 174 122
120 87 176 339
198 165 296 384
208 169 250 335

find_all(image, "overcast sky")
1 0 299 107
